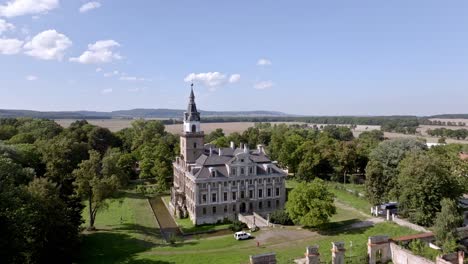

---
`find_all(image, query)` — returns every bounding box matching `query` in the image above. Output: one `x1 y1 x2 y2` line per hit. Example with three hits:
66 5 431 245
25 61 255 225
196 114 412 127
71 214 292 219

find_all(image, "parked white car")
234 231 251 240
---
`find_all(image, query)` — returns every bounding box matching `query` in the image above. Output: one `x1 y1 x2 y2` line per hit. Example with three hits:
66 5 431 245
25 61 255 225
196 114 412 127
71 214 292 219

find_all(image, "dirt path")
334 200 383 228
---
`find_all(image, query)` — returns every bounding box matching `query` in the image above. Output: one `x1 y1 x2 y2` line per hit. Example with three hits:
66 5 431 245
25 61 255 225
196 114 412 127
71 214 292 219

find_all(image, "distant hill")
428 114 468 119
0 109 291 120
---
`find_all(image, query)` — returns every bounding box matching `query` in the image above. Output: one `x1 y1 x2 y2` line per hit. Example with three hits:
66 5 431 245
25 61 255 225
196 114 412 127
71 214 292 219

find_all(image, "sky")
0 0 468 116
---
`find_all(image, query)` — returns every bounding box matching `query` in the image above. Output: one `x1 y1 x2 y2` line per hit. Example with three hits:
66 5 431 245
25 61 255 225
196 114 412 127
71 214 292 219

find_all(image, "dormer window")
231 168 236 176
240 159 244 162
249 167 254 174
209 167 217 177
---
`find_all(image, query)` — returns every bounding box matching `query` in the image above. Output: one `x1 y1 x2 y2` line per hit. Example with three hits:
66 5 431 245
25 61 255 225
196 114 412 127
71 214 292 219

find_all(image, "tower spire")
184 83 200 122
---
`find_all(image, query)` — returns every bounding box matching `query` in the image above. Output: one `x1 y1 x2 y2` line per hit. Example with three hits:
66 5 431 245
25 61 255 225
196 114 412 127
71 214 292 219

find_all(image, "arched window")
191 124 196 132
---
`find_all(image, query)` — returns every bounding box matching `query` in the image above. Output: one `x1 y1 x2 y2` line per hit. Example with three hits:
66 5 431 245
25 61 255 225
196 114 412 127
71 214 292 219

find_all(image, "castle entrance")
240 202 246 213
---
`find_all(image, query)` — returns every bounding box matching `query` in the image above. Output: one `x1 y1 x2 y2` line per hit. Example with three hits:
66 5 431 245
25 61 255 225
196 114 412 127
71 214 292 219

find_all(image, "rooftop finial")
190 83 195 99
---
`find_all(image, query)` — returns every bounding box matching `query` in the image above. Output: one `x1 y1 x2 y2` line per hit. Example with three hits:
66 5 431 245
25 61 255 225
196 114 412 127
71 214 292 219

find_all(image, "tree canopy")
285 179 336 227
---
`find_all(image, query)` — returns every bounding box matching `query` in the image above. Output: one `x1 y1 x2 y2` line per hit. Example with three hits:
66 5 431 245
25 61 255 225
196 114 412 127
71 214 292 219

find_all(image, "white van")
234 231 251 240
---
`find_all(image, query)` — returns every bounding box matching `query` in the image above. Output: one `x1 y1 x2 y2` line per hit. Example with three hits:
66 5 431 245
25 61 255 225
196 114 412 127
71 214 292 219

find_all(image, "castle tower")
180 84 204 163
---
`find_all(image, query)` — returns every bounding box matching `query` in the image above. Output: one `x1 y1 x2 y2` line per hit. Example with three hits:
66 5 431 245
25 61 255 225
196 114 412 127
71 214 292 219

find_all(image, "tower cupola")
183 84 201 133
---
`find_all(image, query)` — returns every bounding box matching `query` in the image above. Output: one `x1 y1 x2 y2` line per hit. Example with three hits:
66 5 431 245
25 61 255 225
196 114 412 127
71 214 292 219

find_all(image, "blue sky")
0 0 467 116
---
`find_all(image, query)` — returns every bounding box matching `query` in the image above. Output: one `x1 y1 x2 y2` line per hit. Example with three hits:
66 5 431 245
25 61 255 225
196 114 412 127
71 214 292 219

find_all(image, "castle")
170 85 287 225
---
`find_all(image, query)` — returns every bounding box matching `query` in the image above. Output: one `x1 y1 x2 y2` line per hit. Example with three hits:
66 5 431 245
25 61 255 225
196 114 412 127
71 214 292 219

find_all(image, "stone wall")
390 243 435 264
250 253 276 264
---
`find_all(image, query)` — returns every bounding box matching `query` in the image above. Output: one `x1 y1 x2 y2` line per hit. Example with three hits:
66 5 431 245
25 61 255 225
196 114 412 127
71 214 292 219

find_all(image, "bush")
269 210 294 225
229 220 247 232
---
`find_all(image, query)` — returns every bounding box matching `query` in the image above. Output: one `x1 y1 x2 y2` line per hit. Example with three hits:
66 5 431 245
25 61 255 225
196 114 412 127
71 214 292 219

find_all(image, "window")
267 178 271 183
212 193 217 203
241 159 244 162
233 181 236 186
224 182 227 187
276 200 279 208
249 180 253 185
224 192 228 201
191 124 196 132
232 168 236 175
259 202 263 209
232 192 237 200
212 206 216 214
249 190 253 198
241 191 245 199
249 167 253 174
267 201 271 208
240 168 245 175
194 142 197 148
224 206 227 213
267 188 271 197
202 194 207 203
211 171 216 177
203 208 206 215
233 205 236 212
258 189 263 198
276 188 280 196
259 179 262 184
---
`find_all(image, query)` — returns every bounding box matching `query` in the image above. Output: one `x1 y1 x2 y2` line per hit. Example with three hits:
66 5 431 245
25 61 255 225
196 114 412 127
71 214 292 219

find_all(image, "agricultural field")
54 118 468 144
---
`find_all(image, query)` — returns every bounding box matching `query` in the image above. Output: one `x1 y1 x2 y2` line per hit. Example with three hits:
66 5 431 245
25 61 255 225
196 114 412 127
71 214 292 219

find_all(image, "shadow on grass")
114 223 161 238
77 231 158 264
307 218 374 236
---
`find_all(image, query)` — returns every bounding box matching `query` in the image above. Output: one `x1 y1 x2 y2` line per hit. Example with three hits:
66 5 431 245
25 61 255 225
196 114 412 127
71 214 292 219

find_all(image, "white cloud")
70 40 121 64
79 2 101 13
184 72 227 90
228 74 241 83
104 70 119 77
0 19 14 34
0 0 59 18
95 67 102 72
128 87 146 92
23 29 72 60
26 75 37 81
0 38 23 54
257 58 272 66
119 76 149 82
254 80 274 90
101 88 112 94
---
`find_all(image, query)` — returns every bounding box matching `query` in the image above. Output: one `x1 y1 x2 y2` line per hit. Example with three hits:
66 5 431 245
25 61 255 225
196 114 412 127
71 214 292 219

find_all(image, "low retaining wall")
390 243 435 264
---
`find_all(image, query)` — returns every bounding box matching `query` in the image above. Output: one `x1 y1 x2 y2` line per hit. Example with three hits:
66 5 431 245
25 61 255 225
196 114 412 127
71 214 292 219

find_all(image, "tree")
73 150 122 230
285 179 336 227
88 127 120 154
334 141 357 183
397 153 464 226
278 133 304 175
205 128 225 143
433 198 463 249
365 138 426 204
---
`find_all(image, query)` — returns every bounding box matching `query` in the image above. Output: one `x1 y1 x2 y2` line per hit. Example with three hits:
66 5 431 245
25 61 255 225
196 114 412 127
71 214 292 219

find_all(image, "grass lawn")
78 183 418 264
328 184 372 215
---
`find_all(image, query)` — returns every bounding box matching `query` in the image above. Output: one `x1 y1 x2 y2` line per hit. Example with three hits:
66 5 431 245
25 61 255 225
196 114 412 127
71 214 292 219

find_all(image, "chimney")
244 144 249 153
230 141 235 149
219 148 223 156
257 144 265 154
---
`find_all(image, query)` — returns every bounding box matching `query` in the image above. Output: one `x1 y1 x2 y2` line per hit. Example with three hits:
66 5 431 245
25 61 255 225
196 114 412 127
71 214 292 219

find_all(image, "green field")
76 184 418 264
